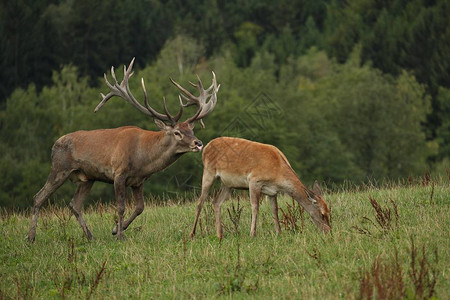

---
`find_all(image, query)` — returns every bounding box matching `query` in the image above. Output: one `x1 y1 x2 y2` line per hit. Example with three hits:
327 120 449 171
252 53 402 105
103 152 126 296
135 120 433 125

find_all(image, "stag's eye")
174 130 183 138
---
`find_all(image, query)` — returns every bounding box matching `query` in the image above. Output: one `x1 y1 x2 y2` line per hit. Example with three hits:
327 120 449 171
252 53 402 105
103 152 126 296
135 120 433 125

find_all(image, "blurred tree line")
0 0 448 208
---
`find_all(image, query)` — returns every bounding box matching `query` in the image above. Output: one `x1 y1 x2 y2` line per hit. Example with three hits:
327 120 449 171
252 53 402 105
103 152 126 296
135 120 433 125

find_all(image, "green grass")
0 180 449 299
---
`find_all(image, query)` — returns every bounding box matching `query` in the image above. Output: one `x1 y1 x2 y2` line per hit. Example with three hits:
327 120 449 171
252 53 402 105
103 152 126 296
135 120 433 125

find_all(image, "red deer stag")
190 137 331 239
27 58 220 242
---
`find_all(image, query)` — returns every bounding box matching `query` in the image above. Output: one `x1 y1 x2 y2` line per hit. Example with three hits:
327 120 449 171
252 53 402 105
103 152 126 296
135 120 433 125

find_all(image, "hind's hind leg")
27 169 71 243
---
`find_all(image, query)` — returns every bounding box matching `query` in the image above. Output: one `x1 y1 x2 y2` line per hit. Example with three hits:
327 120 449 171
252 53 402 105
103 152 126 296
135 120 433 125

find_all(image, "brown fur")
27 58 219 242
190 137 331 239
28 123 202 242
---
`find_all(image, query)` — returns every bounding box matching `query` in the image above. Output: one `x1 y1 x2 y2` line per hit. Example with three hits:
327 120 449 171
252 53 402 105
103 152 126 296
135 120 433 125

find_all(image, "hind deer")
27 58 220 242
190 137 331 239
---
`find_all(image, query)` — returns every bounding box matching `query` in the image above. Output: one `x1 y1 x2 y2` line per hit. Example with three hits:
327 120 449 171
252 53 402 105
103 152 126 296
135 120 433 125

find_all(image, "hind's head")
308 181 331 233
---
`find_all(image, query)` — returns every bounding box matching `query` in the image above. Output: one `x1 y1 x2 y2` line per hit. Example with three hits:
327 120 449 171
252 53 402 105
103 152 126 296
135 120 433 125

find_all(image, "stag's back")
54 126 144 161
50 126 165 182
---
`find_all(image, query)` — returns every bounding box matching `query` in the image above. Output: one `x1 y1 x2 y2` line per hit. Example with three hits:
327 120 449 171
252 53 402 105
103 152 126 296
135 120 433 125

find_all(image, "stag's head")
307 181 331 233
154 120 203 153
94 58 220 153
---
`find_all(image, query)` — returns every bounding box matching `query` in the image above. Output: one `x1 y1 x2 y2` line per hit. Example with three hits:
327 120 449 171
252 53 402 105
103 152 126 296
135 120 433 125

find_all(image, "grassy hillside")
0 180 449 299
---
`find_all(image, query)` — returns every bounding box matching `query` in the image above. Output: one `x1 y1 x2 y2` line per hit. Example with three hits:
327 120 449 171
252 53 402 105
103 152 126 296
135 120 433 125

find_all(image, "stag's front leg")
113 176 127 240
112 184 144 235
69 181 94 240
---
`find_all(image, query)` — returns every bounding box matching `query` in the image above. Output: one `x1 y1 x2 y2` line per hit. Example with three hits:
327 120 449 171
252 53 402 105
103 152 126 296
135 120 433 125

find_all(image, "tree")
436 87 450 159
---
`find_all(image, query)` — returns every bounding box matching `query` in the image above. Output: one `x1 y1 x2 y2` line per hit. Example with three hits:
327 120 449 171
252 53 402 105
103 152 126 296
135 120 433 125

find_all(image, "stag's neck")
141 131 185 173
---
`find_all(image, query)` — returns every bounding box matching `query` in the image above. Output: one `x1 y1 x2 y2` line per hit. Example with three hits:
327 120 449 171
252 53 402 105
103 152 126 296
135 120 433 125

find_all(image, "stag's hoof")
116 233 126 241
86 232 94 241
321 224 331 233
111 223 123 235
112 224 127 238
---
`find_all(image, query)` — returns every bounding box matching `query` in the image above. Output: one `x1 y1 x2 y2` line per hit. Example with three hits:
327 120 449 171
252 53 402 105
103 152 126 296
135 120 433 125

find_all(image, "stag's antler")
95 57 183 126
170 72 220 128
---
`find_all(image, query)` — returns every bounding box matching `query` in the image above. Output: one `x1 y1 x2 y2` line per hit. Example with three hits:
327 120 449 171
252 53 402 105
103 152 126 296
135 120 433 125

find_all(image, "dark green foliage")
436 87 450 159
0 0 448 208
322 0 450 141
0 41 438 207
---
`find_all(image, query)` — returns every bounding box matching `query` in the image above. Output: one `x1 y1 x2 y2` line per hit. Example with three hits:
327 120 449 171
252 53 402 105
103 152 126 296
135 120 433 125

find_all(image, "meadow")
0 178 448 299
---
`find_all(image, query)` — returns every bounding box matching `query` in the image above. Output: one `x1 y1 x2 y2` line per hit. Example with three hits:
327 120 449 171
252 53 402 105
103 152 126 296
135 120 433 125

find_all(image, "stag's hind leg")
69 181 94 240
27 169 71 242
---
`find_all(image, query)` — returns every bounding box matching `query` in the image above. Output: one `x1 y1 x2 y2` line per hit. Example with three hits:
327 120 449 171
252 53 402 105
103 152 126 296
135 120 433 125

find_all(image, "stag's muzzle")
192 140 203 152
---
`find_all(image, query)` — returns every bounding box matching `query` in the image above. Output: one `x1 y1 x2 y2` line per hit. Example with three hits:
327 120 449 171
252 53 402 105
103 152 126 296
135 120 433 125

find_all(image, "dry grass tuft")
409 237 438 300
226 196 243 235
358 249 405 300
353 196 399 235
358 238 439 300
279 198 305 233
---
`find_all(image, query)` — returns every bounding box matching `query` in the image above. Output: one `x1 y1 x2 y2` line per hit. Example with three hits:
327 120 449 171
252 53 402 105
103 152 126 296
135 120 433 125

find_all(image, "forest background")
0 0 449 208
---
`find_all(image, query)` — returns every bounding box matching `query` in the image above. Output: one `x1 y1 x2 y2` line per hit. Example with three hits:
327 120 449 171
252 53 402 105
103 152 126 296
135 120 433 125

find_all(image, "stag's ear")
188 122 195 130
154 119 171 131
313 180 322 196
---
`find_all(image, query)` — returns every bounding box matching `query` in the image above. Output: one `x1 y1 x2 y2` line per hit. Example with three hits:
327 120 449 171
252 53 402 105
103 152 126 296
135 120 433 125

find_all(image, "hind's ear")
313 180 322 196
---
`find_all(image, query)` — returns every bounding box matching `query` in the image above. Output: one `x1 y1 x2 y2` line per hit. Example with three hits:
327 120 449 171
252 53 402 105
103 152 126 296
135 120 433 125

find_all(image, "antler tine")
95 57 184 126
138 77 173 122
141 78 169 121
170 78 198 103
196 74 205 92
186 75 206 98
204 71 218 93
124 57 135 77
162 97 175 124
171 71 219 128
142 79 182 125
94 73 116 113
179 93 197 107
172 96 184 122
